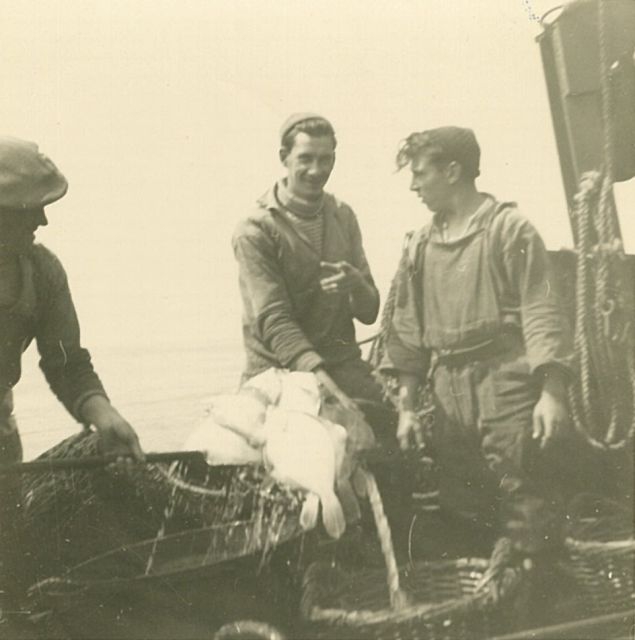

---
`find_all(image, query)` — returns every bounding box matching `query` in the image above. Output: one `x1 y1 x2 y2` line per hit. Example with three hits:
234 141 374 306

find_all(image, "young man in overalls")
381 127 573 563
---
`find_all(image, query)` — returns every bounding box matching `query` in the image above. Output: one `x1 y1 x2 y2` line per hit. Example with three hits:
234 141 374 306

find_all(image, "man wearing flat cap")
232 113 383 412
381 127 573 563
0 136 143 613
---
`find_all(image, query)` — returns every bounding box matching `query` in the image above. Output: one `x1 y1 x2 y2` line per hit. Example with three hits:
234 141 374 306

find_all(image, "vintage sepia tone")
1 1 633 639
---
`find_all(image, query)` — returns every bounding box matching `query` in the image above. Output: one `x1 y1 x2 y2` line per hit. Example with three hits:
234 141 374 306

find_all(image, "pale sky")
2 0 634 351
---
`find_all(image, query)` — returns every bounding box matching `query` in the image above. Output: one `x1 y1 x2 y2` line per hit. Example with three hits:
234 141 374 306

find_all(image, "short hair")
396 126 480 180
280 117 337 154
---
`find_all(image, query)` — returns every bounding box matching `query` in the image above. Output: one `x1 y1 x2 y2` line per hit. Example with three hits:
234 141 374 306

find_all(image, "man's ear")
446 161 462 185
279 147 289 165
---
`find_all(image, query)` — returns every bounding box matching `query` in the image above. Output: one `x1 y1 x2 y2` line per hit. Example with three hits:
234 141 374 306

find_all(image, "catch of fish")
182 368 375 539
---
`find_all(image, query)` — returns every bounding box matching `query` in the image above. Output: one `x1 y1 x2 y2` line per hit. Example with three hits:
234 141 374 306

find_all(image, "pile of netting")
17 429 305 605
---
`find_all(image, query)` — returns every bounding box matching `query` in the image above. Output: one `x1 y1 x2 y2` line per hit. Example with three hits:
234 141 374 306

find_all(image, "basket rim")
564 536 635 552
303 557 498 630
306 592 488 629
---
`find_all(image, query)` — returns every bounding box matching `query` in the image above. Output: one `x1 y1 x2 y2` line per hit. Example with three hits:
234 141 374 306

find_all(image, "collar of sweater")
275 179 325 219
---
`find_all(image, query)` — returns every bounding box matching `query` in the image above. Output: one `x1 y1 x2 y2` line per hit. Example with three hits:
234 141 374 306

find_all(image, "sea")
13 340 245 461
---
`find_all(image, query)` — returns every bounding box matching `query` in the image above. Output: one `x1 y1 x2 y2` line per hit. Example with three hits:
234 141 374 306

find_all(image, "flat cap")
279 112 333 143
0 136 68 210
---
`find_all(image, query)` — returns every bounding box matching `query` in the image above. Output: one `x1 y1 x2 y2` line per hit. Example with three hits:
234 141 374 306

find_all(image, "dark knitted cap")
0 136 68 210
397 126 481 178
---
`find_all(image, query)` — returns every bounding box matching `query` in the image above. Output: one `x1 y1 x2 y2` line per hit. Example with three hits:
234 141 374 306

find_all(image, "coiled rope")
566 0 635 451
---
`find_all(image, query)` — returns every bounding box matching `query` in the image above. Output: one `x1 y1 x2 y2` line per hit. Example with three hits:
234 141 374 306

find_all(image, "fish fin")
336 478 361 524
300 493 320 531
320 491 346 539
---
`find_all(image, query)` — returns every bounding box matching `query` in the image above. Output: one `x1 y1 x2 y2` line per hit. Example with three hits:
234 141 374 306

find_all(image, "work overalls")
421 206 563 554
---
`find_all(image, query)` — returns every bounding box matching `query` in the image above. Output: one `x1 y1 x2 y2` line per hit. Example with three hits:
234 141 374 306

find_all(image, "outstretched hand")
80 395 144 464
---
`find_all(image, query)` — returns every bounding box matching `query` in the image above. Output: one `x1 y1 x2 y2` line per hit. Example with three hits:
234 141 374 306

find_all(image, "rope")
356 333 378 347
568 173 635 450
367 246 406 369
566 0 635 450
474 537 523 604
364 470 410 610
154 463 225 498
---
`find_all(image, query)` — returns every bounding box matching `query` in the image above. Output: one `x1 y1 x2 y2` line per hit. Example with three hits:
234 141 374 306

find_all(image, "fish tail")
320 491 346 539
300 493 320 531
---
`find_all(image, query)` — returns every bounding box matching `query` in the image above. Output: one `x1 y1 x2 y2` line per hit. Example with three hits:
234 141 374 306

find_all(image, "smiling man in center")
232 113 384 410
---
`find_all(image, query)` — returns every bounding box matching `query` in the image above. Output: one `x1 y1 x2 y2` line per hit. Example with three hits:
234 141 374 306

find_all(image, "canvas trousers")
430 336 564 554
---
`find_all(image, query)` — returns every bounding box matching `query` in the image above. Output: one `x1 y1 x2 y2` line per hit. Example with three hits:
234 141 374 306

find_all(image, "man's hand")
320 261 379 324
532 368 570 449
397 409 425 451
395 375 424 450
319 261 364 295
313 366 360 415
80 395 144 463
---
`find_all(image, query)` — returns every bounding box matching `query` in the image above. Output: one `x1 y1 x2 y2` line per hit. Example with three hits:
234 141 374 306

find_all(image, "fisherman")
232 113 384 414
0 136 144 618
381 126 574 560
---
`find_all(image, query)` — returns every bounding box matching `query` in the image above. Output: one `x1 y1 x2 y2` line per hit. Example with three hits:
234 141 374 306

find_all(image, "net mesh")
18 430 305 601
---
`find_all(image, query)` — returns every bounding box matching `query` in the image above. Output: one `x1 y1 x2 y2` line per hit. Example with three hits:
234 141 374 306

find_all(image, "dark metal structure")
538 0 635 209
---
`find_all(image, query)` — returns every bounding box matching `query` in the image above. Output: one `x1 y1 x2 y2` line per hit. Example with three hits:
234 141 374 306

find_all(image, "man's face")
0 208 48 256
409 153 454 214
281 133 336 200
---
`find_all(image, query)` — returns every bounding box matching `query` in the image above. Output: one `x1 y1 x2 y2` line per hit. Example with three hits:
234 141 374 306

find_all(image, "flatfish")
264 407 346 539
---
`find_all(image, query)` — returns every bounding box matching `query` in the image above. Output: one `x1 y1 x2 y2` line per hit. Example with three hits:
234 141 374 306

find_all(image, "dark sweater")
0 245 107 421
233 185 379 379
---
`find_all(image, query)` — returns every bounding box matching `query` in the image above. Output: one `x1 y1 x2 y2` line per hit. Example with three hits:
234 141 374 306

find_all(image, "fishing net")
18 429 306 608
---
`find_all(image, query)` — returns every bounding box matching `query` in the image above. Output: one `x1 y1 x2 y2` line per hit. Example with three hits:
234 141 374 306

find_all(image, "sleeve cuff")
531 359 576 383
379 343 427 378
72 390 109 423
290 351 324 372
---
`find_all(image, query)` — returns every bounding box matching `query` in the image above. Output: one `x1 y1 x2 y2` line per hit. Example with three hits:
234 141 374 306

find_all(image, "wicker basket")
301 557 520 640
560 496 634 616
563 536 635 615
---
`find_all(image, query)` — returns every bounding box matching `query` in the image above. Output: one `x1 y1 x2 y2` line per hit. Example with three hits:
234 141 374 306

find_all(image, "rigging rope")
566 0 635 451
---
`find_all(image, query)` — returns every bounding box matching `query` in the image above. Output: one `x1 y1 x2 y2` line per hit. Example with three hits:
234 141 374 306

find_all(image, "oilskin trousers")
430 337 564 555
